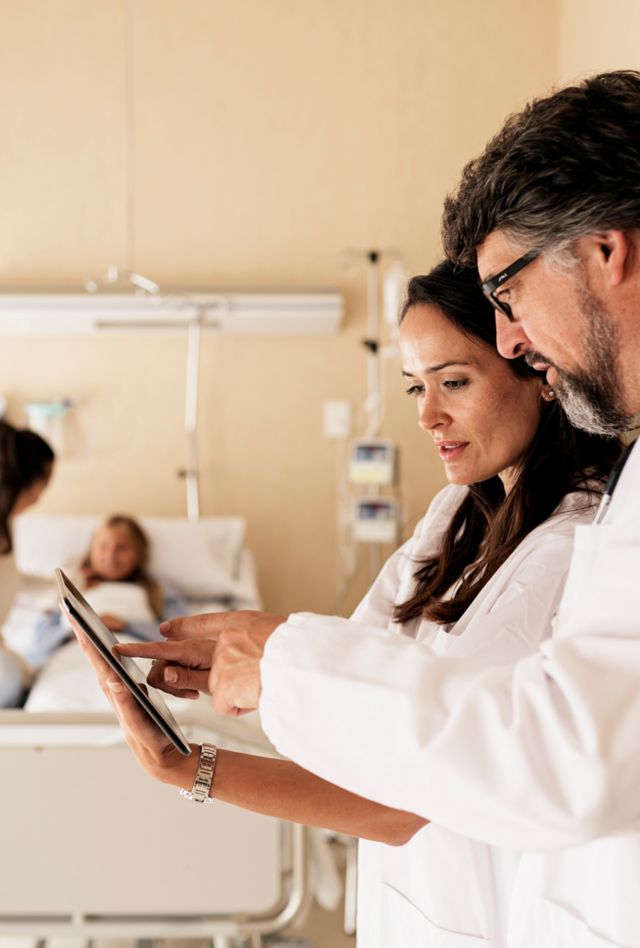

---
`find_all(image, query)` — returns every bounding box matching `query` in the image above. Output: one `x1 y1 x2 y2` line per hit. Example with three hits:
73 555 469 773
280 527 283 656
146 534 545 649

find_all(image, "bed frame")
0 514 322 945
0 710 311 948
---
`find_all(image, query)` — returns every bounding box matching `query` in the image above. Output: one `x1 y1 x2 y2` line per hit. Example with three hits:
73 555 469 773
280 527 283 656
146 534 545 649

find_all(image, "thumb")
161 664 211 695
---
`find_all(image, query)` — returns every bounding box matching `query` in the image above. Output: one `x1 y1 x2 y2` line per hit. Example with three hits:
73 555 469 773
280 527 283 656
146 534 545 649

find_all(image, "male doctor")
103 71 640 944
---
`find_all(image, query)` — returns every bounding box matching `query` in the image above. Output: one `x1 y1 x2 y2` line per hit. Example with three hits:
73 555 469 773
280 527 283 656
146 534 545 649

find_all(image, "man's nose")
495 311 532 359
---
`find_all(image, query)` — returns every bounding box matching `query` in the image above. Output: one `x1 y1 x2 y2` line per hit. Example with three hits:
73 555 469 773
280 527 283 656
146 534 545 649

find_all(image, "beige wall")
558 0 640 81
0 0 559 614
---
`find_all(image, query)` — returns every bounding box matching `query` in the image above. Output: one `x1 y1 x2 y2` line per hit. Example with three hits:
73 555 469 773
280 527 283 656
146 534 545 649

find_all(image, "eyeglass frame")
480 250 540 321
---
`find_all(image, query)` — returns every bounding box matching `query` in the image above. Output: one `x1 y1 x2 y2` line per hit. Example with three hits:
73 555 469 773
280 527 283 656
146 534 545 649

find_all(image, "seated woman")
27 514 185 667
0 420 55 707
74 262 619 946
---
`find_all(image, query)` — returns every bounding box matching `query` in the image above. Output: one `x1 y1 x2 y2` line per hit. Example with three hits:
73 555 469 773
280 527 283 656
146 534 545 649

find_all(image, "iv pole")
364 250 382 577
364 250 382 439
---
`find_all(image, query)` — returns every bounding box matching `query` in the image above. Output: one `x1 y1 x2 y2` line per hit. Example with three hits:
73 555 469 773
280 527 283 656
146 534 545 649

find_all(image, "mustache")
524 351 556 369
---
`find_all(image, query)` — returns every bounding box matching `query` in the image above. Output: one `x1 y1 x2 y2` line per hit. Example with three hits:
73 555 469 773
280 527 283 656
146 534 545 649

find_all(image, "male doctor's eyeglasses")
481 251 540 320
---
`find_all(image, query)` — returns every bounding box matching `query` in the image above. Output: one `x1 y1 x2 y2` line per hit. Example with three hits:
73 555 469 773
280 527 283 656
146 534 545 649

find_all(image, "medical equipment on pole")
348 438 397 485
331 249 406 608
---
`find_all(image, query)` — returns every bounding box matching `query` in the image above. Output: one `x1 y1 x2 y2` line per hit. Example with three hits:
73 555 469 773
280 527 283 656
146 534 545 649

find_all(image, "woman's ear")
541 384 557 402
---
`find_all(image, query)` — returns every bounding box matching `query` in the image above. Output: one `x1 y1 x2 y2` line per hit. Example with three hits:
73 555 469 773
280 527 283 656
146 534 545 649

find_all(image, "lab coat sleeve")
259 521 640 851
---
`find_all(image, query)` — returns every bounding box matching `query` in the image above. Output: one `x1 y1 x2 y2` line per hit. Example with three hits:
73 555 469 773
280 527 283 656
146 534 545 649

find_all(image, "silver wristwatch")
179 743 217 804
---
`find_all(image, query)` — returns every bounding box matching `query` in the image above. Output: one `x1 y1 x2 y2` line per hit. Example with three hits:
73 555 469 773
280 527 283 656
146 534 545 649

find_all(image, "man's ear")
593 230 631 286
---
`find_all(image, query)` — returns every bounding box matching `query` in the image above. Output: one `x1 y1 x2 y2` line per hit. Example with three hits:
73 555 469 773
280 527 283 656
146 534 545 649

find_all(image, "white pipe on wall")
183 318 202 522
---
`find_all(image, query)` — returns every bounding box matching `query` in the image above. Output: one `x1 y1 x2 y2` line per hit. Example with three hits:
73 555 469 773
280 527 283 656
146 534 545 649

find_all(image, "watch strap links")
179 743 217 804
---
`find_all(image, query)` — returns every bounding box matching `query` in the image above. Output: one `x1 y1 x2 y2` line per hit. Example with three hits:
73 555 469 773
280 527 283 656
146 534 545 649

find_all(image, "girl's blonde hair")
82 514 164 620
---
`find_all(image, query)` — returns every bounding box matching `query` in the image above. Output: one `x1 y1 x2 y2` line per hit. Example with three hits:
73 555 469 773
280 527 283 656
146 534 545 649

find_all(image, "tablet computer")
55 567 192 757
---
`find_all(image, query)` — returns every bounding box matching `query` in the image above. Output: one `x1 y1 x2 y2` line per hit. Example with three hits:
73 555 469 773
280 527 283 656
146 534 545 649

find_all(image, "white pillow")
12 513 247 599
13 514 98 578
142 516 246 597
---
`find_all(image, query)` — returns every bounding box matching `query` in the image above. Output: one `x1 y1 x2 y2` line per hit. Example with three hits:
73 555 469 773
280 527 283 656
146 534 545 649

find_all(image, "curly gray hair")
441 70 640 265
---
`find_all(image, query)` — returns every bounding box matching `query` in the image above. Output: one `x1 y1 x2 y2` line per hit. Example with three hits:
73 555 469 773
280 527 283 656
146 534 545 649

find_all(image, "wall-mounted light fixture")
0 290 343 335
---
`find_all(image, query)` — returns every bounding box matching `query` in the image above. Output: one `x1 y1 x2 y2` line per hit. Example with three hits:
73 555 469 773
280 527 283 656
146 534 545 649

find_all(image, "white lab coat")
356 485 598 947
260 443 640 946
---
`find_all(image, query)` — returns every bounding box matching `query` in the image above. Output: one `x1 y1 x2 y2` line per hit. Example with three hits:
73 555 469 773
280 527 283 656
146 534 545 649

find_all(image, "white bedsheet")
20 633 271 754
2 558 268 753
26 635 168 712
3 546 261 663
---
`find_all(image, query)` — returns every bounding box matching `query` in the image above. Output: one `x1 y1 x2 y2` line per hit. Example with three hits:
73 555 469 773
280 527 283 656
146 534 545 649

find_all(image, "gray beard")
528 280 632 436
554 370 627 436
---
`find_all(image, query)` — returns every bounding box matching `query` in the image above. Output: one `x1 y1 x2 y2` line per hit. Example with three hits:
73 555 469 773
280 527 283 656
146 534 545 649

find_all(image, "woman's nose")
418 397 445 432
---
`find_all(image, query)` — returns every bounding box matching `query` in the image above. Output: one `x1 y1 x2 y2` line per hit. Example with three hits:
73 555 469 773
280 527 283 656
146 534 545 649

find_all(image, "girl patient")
27 514 184 666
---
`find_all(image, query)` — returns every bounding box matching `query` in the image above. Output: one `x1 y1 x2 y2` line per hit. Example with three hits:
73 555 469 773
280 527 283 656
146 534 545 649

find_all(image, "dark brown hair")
393 262 620 626
0 421 55 554
83 514 164 620
441 70 640 265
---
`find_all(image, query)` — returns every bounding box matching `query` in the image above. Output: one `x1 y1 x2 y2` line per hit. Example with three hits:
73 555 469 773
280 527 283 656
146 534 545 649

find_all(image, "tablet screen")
55 568 192 756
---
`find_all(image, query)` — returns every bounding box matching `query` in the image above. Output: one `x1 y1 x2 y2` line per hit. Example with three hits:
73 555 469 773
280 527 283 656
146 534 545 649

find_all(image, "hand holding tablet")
55 568 192 757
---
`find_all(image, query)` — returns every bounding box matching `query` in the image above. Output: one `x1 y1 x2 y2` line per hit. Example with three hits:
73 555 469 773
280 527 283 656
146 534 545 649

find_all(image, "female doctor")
75 262 617 946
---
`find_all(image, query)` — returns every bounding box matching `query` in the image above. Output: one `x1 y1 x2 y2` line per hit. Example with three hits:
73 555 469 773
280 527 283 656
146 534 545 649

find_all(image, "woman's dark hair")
82 514 164 620
0 421 55 555
393 260 620 627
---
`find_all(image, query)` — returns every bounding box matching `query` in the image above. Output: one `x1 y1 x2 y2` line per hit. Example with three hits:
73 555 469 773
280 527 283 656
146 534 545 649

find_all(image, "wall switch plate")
323 400 352 438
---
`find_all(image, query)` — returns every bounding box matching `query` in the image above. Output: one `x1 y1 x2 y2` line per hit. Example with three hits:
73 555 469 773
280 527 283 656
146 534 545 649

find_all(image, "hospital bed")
0 514 322 947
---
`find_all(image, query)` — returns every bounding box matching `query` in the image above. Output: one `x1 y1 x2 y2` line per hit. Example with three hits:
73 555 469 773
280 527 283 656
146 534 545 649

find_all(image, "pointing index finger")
116 639 215 668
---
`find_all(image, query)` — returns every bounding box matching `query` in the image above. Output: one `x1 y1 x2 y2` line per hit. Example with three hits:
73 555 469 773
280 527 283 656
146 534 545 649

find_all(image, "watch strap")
180 743 217 804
